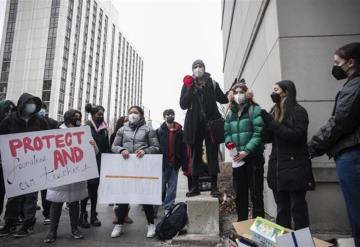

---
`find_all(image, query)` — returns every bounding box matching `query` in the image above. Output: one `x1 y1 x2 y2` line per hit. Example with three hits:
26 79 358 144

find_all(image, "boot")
186 176 200 197
78 211 90 228
90 212 101 227
210 176 220 198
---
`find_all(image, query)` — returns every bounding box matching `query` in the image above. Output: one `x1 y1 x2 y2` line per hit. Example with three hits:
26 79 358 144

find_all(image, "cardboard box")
233 219 333 247
276 228 315 247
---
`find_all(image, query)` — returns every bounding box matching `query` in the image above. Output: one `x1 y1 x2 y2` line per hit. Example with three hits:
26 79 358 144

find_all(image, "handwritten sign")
98 154 162 205
0 126 98 197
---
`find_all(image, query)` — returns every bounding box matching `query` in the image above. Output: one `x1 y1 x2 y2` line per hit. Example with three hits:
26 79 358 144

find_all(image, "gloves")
261 109 274 126
183 75 194 89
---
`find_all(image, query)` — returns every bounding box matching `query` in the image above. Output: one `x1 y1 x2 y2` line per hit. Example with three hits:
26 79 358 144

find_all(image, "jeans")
162 164 179 211
233 155 265 221
273 190 309 230
335 148 360 246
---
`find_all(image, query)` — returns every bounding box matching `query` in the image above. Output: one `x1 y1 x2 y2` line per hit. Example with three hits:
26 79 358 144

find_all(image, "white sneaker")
111 224 123 238
146 224 156 238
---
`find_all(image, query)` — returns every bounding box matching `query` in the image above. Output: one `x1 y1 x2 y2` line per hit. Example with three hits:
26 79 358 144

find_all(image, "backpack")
155 202 188 241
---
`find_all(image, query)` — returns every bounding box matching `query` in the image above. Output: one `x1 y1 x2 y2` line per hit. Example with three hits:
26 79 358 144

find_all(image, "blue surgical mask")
24 104 37 114
38 108 47 117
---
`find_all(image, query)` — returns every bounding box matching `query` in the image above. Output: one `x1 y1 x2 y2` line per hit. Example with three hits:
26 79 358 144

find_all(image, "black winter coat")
264 104 315 192
0 93 49 135
157 122 184 170
309 74 360 158
179 73 228 144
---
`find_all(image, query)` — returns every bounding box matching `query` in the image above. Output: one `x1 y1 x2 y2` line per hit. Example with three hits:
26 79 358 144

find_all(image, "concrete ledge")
187 191 220 235
172 234 220 246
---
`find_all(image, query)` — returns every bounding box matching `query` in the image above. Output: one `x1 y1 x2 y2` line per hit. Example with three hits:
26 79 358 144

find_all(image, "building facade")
0 0 143 124
222 0 360 236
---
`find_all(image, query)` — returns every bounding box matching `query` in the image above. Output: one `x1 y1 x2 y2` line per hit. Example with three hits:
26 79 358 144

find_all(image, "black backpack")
155 202 188 241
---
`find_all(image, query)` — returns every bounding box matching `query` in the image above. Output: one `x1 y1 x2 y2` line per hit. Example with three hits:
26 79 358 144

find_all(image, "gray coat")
47 124 99 203
112 120 160 154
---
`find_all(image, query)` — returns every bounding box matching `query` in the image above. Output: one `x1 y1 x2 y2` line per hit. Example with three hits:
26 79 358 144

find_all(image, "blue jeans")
335 148 360 246
163 164 179 211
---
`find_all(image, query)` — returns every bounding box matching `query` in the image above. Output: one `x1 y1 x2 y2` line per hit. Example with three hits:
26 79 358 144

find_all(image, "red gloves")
226 142 236 150
183 75 194 89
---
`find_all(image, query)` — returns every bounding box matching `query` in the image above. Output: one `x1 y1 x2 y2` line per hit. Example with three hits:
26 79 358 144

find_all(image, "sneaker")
110 224 123 238
0 224 16 237
44 231 57 243
146 224 156 238
71 228 84 239
43 218 51 225
13 225 33 238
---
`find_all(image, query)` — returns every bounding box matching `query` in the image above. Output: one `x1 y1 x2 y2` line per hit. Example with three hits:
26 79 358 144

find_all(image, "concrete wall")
222 0 360 235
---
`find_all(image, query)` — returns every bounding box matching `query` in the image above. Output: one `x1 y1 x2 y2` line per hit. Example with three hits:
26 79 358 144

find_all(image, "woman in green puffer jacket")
224 82 265 222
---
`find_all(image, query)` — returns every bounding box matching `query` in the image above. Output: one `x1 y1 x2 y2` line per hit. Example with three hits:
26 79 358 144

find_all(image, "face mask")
234 93 246 105
128 113 140 124
70 117 81 127
166 115 175 124
94 116 104 125
271 92 281 103
38 108 47 117
24 103 36 114
193 67 205 78
332 64 348 80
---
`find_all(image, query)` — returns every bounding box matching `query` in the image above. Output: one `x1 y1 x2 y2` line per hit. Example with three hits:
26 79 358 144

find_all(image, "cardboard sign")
0 126 98 197
276 228 315 247
98 153 162 205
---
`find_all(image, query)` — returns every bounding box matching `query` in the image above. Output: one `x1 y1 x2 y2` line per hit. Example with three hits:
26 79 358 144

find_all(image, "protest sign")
0 126 98 197
98 153 162 205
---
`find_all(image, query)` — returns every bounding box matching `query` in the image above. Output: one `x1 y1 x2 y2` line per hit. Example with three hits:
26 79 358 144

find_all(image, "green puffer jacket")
224 103 264 156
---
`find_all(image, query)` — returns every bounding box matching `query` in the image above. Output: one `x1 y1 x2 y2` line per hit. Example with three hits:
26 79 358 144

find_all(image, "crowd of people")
0 42 359 246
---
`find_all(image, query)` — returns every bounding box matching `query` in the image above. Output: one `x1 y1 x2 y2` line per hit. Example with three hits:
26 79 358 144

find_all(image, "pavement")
0 173 190 247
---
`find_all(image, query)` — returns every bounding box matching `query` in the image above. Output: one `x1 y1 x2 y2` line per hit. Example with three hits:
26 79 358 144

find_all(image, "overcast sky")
0 0 224 127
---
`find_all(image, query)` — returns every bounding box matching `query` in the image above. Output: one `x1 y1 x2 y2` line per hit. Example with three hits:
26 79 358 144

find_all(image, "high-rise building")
0 0 143 124
222 0 360 236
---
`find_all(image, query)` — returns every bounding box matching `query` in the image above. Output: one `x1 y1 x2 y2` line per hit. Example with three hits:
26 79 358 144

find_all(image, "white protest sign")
98 153 162 205
0 126 98 197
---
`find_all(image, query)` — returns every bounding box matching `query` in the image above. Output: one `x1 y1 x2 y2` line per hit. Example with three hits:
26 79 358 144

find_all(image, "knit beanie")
192 59 205 70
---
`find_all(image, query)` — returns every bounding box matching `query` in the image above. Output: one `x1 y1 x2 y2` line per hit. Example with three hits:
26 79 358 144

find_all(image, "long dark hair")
270 80 297 122
114 116 127 134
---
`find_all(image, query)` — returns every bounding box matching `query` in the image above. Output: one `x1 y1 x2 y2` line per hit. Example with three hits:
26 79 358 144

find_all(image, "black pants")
4 192 38 227
191 122 219 176
116 204 154 224
233 155 265 221
273 190 309 230
41 190 51 219
0 166 5 216
50 201 79 232
80 179 99 216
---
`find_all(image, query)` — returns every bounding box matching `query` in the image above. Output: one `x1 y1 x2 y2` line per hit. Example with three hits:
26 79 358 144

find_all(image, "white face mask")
193 67 205 78
128 113 140 124
234 93 246 105
24 103 37 114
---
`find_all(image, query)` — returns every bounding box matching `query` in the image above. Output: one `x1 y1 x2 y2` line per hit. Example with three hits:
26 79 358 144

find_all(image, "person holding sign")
0 93 49 238
224 82 265 222
78 104 111 228
43 109 98 243
111 106 160 238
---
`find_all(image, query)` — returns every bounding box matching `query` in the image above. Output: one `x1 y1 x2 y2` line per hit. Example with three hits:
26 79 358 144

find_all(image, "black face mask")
271 92 281 103
69 117 81 127
94 116 104 124
332 65 348 80
166 116 175 124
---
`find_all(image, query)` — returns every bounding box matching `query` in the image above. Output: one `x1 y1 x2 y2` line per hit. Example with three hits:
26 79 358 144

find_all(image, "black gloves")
261 109 274 126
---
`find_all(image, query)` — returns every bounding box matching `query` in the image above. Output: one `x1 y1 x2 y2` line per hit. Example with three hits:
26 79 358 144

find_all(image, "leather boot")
186 176 200 197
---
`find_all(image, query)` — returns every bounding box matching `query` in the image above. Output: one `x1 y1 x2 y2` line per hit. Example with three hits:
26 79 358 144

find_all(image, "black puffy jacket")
265 104 315 192
309 74 360 158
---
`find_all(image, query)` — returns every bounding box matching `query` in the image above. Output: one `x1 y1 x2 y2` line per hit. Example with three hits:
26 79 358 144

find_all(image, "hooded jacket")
0 93 48 135
112 118 160 154
157 121 185 170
